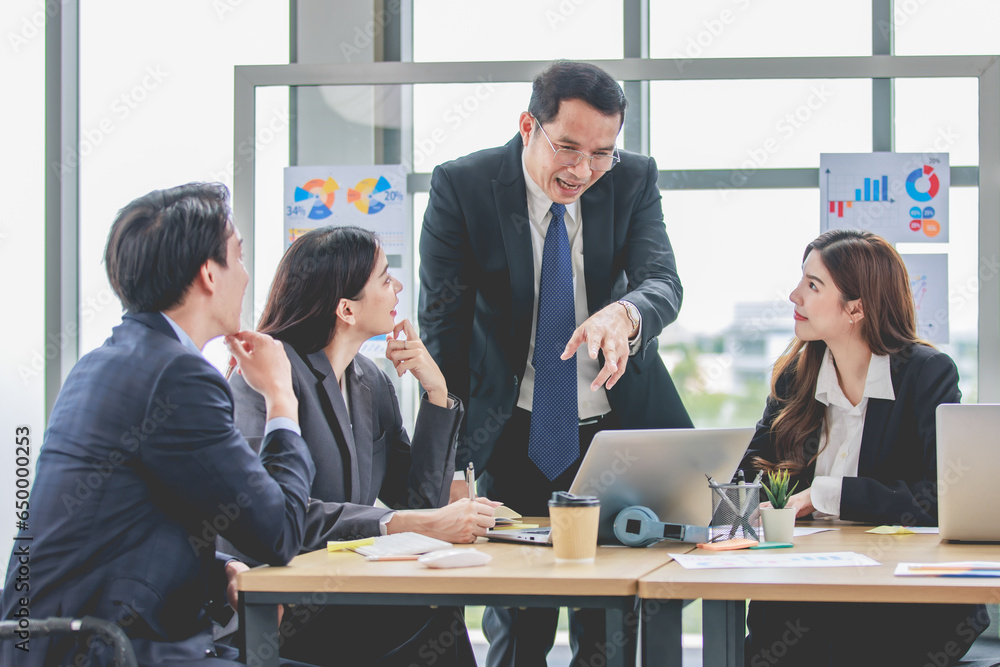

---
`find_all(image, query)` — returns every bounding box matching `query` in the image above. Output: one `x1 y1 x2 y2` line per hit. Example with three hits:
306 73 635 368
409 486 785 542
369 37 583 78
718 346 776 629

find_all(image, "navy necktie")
528 202 580 481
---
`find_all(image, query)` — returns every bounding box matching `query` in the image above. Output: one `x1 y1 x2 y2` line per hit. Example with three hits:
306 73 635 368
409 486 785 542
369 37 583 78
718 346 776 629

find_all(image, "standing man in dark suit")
0 183 315 666
418 61 692 667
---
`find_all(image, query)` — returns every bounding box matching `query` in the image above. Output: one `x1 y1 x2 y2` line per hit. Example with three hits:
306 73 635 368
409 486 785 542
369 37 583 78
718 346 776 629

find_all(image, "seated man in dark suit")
0 183 316 666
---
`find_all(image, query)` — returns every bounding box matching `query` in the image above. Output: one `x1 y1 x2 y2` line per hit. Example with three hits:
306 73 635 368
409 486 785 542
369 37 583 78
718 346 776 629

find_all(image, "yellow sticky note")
328 537 375 551
490 523 540 531
866 525 914 535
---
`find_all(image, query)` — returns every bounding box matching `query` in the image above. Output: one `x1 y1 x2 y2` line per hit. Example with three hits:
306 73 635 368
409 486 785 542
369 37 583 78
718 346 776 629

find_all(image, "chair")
0 616 137 667
959 604 1000 667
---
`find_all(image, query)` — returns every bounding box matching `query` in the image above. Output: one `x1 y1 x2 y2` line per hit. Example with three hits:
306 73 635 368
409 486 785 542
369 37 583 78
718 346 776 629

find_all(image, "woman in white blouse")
739 229 986 666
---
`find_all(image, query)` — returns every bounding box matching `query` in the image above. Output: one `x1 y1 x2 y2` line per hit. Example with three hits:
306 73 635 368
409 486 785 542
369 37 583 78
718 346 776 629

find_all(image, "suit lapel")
305 350 361 503
494 136 535 367
581 171 615 314
858 351 905 475
346 361 374 504
858 398 892 475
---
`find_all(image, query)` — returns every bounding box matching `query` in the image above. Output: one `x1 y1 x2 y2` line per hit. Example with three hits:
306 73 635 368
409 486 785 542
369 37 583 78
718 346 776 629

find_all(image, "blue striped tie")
528 202 580 481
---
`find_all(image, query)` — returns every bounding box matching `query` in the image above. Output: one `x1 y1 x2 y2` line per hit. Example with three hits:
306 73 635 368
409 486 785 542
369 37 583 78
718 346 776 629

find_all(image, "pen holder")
708 481 761 542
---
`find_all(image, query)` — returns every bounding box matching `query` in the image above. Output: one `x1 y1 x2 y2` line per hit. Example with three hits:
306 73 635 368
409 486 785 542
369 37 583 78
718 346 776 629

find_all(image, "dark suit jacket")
740 344 960 526
228 342 462 549
0 312 315 667
418 135 692 473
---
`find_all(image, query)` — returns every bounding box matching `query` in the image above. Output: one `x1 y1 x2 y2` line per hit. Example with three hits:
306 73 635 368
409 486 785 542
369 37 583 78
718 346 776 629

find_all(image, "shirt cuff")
421 392 457 409
379 511 395 536
627 317 643 356
810 476 842 517
264 417 301 437
453 470 466 481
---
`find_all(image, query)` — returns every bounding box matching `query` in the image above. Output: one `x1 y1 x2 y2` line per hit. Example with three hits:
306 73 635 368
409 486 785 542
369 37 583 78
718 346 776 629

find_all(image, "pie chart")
347 176 392 215
905 166 939 202
294 178 340 220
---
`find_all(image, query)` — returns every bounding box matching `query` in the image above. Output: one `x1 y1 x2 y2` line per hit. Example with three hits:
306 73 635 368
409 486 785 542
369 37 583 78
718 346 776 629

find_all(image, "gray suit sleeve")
229 360 396 549
381 389 463 510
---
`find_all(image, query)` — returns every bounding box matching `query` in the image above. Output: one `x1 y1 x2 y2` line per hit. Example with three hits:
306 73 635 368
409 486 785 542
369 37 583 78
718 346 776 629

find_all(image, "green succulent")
762 469 799 510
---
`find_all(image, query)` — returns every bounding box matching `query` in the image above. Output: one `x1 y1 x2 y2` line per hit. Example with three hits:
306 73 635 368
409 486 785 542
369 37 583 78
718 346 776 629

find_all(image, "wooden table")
237 523 678 667
638 523 1000 667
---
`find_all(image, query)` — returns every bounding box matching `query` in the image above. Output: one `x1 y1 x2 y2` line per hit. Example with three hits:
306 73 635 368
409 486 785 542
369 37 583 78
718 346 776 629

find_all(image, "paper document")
669 551 880 570
895 562 1000 577
867 525 939 535
794 527 836 537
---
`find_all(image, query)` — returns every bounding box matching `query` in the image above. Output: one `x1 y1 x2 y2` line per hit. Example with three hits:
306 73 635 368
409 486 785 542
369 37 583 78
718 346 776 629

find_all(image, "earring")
849 319 854 325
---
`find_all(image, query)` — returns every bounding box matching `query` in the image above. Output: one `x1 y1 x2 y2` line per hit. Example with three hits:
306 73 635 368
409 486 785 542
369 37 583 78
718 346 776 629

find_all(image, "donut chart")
905 165 939 202
294 178 340 220
347 176 392 215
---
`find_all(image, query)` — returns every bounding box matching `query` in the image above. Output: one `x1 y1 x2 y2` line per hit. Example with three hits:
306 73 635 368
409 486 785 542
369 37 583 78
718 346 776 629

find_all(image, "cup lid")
548 491 600 507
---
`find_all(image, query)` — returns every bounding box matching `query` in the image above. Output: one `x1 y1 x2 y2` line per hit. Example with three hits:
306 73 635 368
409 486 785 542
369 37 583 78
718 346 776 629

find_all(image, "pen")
731 470 747 539
466 462 475 500
706 475 741 515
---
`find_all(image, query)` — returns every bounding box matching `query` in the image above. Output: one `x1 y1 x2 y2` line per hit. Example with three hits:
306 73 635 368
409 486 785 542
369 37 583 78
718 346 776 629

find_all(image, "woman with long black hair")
741 229 987 666
228 225 494 666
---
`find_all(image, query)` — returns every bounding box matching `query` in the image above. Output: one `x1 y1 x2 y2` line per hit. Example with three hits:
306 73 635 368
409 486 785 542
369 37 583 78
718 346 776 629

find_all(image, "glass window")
896 187 980 401
78 1 290 372
659 188 814 427
414 0 623 62
413 83 532 173
649 0 871 59
250 84 292 332
650 79 872 170
894 0 1000 55
895 77 980 399
2 0 45 555
261 83 419 422
895 78 979 166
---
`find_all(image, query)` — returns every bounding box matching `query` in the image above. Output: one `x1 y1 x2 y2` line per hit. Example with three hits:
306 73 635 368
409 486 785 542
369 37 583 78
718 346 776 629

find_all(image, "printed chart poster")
283 165 409 357
902 253 949 344
820 153 949 243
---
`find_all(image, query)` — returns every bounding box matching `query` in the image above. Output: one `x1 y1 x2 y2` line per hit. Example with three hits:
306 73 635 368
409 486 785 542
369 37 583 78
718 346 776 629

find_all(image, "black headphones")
613 505 712 547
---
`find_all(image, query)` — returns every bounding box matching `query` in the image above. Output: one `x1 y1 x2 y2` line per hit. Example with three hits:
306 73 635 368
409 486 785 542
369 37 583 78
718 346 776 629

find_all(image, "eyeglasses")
534 120 620 172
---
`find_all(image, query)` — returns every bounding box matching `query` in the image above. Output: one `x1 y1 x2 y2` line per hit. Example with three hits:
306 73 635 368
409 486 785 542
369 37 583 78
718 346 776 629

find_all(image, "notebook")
936 404 1000 542
352 532 452 560
487 426 753 545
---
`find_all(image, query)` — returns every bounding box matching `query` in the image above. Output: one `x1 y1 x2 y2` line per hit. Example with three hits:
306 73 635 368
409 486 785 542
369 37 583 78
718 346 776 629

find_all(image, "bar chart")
819 153 949 244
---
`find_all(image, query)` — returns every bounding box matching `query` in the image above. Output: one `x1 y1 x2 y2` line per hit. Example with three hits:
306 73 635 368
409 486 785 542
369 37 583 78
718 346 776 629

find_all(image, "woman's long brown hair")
756 229 928 474
225 226 379 379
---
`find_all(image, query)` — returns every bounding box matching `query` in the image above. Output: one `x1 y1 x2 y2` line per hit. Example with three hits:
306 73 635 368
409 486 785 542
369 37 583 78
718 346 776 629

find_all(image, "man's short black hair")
527 61 627 126
104 182 232 314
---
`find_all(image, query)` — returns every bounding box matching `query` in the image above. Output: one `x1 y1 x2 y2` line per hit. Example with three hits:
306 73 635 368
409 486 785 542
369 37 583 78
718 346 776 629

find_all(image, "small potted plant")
760 469 798 543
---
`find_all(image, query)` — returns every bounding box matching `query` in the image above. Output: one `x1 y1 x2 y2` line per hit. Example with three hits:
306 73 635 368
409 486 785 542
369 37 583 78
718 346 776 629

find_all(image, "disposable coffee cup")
548 491 600 563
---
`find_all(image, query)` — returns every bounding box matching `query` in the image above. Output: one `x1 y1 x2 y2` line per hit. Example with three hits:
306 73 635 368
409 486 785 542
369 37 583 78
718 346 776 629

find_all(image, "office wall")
1 0 46 575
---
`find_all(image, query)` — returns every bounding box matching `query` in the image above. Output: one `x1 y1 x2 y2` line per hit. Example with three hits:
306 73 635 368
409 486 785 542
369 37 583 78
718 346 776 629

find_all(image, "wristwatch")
617 300 640 338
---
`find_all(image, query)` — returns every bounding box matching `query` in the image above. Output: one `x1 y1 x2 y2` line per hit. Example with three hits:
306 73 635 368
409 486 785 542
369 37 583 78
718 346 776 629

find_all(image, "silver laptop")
487 426 754 545
937 404 1000 542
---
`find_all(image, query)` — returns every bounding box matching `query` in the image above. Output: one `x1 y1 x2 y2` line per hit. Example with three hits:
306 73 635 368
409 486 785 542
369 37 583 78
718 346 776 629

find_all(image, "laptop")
487 426 754 545
936 404 1000 542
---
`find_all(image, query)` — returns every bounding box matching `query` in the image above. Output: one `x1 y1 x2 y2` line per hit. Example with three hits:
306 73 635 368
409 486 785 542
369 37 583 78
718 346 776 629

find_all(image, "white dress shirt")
517 156 641 420
810 348 895 517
